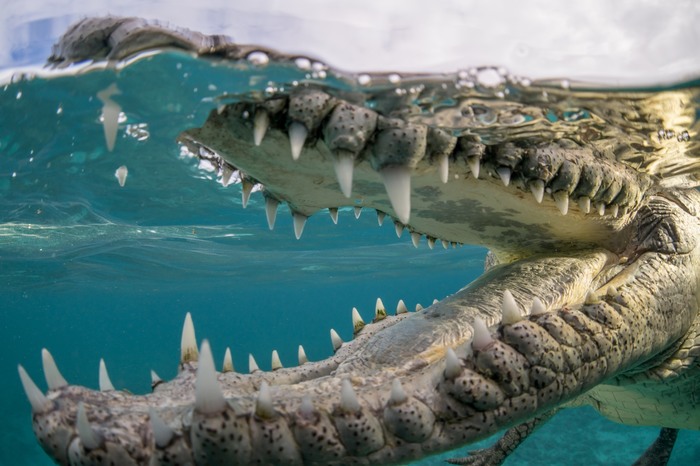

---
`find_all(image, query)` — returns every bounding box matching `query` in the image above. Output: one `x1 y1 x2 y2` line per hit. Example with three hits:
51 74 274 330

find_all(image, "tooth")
467 156 480 178
293 212 307 239
195 340 227 414
115 165 128 187
389 378 408 405
98 359 115 391
607 286 619 297
241 179 254 208
149 407 174 448
77 402 103 450
471 317 493 351
501 289 522 324
17 365 49 413
441 239 449 249
265 197 279 230
529 297 547 315
41 348 67 390
376 211 385 226
597 202 606 216
150 370 163 390
328 207 339 224
611 204 619 217
354 206 362 219
333 152 354 198
298 395 314 419
396 299 408 315
97 84 121 152
380 166 411 224
496 167 511 186
578 196 591 214
298 345 309 365
585 291 600 304
530 180 545 203
394 222 404 238
340 379 360 413
249 354 260 373
253 109 270 146
553 191 569 215
288 121 307 160
438 153 449 183
220 164 234 187
255 381 275 418
180 312 198 364
620 206 629 217
352 307 365 334
415 303 424 311
411 232 421 248
222 348 234 373
432 298 439 305
271 350 283 371
330 329 343 352
444 348 462 379
375 298 387 321
427 237 436 249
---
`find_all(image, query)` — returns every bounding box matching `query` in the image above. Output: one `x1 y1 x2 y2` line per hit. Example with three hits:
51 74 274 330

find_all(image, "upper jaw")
181 95 649 260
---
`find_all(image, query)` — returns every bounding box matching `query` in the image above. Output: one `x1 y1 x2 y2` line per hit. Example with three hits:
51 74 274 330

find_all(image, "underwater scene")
2 8 700 466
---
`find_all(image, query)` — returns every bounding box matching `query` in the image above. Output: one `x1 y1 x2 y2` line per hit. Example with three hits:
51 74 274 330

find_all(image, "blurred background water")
1 1 699 465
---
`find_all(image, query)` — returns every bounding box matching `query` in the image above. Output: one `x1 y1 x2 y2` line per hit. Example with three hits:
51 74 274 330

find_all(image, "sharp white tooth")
241 179 254 208
415 303 424 311
98 359 115 392
472 318 493 351
149 407 174 448
607 286 619 297
17 365 49 413
394 222 404 238
340 379 360 413
444 348 462 379
333 152 354 198
114 165 128 187
298 345 308 365
195 340 227 414
255 381 275 418
529 297 547 315
441 239 449 249
553 191 569 215
271 350 283 371
293 212 307 239
330 329 343 352
249 354 260 373
380 166 411 224
376 210 385 226
496 167 511 186
597 202 606 216
530 180 545 203
427 237 436 249
288 121 307 160
222 348 234 373
467 156 480 178
220 164 234 187
253 109 270 146
396 299 408 315
438 153 449 183
77 402 103 450
411 231 421 248
150 370 163 389
42 348 67 390
375 298 387 321
328 207 339 224
578 196 591 214
265 197 279 230
298 395 314 419
352 307 365 334
97 84 121 152
432 298 439 305
389 378 408 405
501 289 522 324
354 206 362 219
180 312 198 364
585 291 600 304
611 204 619 217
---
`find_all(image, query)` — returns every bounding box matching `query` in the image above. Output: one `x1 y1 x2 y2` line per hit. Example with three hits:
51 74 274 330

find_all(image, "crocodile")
18 17 700 465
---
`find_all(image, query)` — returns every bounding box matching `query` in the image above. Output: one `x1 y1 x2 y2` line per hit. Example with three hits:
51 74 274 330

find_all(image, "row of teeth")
17 288 556 449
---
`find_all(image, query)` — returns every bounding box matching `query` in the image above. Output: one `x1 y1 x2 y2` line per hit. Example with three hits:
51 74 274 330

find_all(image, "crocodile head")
20 17 700 465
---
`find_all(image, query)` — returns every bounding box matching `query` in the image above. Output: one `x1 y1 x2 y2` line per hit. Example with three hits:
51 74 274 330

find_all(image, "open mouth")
18 16 700 466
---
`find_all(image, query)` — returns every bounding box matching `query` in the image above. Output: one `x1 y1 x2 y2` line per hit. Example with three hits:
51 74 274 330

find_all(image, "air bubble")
294 58 311 70
56 105 63 115
475 68 504 88
388 73 401 84
357 74 372 86
16 91 22 99
247 51 269 66
560 79 571 90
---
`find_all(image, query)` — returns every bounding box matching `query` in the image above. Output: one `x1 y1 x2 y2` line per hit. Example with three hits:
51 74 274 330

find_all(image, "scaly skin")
19 17 700 466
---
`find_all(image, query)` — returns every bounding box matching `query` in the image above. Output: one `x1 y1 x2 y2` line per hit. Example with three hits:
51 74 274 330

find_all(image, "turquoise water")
1 50 699 466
